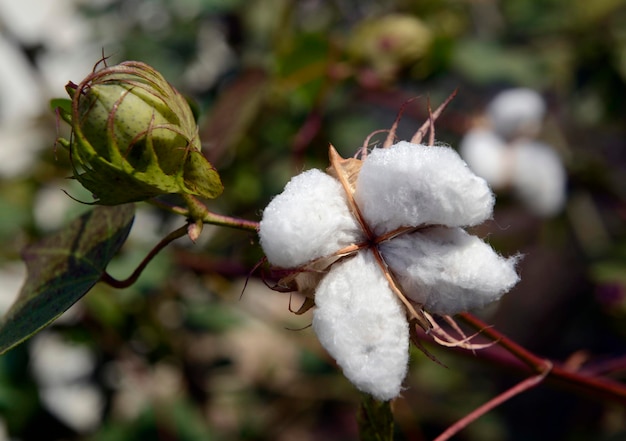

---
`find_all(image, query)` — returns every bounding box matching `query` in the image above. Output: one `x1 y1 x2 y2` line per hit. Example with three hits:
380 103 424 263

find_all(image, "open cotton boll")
460 128 510 189
511 140 566 217
381 227 519 315
356 142 494 235
259 169 362 268
487 88 546 140
313 252 409 401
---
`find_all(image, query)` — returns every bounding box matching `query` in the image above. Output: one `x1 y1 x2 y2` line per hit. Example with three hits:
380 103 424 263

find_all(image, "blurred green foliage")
1 0 626 440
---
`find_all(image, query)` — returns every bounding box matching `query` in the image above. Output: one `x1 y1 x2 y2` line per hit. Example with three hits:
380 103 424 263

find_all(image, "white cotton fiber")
313 251 409 401
487 88 546 140
511 140 566 217
259 169 362 268
380 227 519 315
355 142 494 235
460 128 510 189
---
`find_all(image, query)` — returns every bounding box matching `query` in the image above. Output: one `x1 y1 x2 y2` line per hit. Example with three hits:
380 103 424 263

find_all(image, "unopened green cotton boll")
347 14 432 80
58 61 222 204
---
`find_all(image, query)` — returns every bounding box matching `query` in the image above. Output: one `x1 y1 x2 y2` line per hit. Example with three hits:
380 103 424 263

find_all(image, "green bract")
58 61 223 204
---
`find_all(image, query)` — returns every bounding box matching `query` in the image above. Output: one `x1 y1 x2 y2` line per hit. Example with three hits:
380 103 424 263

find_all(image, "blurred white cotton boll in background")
30 333 96 391
487 88 546 140
0 121 50 178
37 44 108 97
460 127 510 189
0 0 89 49
40 384 103 433
0 37 50 178
0 263 26 315
0 37 43 121
461 87 567 217
30 332 104 432
33 182 82 232
511 140 567 217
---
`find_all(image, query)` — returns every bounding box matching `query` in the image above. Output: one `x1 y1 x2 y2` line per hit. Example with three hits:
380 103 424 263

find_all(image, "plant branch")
100 224 188 288
101 195 259 289
457 312 626 405
201 210 259 232
458 312 547 372
148 196 259 232
433 365 552 441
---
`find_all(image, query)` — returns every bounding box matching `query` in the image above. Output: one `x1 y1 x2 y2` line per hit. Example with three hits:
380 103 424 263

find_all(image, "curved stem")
102 196 259 289
100 224 188 288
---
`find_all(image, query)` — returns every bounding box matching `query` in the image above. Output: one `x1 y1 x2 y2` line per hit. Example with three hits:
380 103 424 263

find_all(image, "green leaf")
0 204 135 355
50 98 72 114
357 394 395 441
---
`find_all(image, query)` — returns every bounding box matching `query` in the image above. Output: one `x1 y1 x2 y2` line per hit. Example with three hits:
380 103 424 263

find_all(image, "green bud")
59 61 223 204
348 15 432 79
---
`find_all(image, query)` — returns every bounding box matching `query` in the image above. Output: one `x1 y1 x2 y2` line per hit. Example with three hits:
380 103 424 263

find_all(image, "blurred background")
0 0 625 440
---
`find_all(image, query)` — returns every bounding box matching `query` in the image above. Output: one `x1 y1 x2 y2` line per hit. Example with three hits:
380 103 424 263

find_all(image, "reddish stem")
433 367 552 441
458 312 547 372
101 224 188 288
457 312 626 405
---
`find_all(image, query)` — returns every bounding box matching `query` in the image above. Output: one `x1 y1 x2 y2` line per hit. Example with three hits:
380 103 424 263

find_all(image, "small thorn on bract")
427 97 435 146
360 129 389 158
410 89 458 144
383 96 419 148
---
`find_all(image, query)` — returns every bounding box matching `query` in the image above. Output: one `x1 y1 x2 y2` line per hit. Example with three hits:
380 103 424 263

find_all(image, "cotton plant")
259 99 520 401
460 88 567 217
